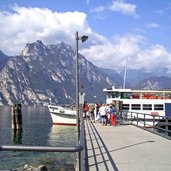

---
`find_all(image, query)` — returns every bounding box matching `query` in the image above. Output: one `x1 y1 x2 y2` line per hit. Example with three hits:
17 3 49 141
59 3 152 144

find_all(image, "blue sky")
0 0 171 73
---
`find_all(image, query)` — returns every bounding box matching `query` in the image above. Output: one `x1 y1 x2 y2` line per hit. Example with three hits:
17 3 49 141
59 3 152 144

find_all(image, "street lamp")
75 31 88 143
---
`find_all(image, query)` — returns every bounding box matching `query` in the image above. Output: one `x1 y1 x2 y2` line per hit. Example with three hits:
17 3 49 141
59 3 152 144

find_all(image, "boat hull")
50 113 76 126
48 105 76 126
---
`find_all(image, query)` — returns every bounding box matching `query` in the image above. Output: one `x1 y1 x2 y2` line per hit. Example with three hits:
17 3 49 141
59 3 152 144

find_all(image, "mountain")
1 40 171 106
0 50 9 71
119 68 153 87
100 68 122 86
120 68 171 88
134 76 171 90
0 40 116 105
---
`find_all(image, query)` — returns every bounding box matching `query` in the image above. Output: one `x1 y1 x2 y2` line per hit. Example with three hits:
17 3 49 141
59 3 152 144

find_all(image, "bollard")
12 104 22 130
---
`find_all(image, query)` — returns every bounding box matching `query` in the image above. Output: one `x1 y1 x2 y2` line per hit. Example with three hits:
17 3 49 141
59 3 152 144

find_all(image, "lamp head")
81 36 88 43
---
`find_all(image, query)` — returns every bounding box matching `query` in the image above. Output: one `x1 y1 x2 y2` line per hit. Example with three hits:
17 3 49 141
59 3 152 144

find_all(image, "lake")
0 105 77 170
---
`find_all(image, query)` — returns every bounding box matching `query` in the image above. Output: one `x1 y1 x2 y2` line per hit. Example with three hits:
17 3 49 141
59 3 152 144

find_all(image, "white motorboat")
48 105 76 126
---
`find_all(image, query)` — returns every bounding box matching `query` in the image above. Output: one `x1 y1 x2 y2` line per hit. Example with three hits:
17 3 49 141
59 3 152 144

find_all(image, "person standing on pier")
99 104 107 126
107 104 116 126
89 104 95 123
95 103 100 120
84 103 89 118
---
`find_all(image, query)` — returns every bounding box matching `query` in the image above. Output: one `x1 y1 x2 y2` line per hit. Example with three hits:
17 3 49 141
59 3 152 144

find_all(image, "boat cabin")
103 86 171 117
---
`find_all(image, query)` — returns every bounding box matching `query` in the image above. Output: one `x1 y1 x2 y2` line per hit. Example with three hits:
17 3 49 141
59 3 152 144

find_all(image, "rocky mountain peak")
0 40 117 105
21 40 48 57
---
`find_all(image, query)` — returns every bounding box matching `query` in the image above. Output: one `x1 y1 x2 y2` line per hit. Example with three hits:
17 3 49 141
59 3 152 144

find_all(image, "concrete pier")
85 119 171 171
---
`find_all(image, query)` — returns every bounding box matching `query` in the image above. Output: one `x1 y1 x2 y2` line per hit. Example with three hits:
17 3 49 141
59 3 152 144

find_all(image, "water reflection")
12 129 22 145
0 106 11 129
0 106 12 145
0 105 77 170
48 125 77 147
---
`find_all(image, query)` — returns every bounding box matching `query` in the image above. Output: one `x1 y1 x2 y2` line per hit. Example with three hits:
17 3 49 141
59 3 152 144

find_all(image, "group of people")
83 103 117 126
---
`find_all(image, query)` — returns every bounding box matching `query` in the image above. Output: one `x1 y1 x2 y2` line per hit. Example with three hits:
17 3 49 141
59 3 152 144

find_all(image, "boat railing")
120 110 171 140
0 115 86 171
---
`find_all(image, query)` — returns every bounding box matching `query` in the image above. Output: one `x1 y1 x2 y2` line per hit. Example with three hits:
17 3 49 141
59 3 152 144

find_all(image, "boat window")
143 104 152 110
154 104 163 110
107 92 112 98
132 94 140 99
131 104 141 110
115 92 119 98
122 104 129 110
108 92 119 98
121 93 131 99
112 93 116 98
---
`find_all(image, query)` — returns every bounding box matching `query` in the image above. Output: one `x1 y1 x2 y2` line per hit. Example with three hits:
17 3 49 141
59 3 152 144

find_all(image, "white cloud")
0 5 90 55
108 0 137 17
146 22 160 29
137 45 171 70
81 34 171 72
90 6 105 13
0 5 171 73
153 10 164 15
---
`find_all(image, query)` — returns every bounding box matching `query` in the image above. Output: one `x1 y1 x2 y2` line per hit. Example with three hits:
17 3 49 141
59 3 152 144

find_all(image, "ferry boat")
48 105 76 126
103 86 171 127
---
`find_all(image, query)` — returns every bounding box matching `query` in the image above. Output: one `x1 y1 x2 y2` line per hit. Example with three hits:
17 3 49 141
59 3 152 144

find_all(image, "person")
95 103 100 121
109 104 116 126
84 104 89 118
106 104 111 125
89 104 95 123
95 103 101 121
99 104 107 126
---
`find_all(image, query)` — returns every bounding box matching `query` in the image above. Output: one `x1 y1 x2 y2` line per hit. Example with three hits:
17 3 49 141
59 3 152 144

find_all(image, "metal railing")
0 116 86 171
120 111 171 139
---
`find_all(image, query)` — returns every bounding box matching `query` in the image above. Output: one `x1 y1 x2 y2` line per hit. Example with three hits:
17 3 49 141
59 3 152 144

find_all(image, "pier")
1 108 171 170
85 119 171 171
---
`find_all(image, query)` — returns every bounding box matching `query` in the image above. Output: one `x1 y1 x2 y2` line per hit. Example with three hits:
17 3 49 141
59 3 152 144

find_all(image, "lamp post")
75 31 88 143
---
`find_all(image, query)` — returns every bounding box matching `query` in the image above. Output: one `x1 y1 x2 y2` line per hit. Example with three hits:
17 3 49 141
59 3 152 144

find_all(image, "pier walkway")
84 119 171 171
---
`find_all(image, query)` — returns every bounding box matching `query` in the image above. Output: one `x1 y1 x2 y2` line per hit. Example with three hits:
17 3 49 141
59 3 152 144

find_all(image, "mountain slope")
0 50 9 71
134 76 171 90
0 40 116 105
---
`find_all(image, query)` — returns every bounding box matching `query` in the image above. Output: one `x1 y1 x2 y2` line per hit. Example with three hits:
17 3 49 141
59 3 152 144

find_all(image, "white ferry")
48 105 76 126
103 86 171 127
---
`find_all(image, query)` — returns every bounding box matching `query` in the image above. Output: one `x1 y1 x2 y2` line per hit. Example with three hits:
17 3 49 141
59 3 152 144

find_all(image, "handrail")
120 110 171 139
0 115 86 171
0 145 83 152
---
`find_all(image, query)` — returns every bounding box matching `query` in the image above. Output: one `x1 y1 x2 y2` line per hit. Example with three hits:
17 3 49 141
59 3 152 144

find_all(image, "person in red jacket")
83 104 89 118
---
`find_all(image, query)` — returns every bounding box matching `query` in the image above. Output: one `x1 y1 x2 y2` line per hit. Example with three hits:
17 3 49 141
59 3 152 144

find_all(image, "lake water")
0 105 77 170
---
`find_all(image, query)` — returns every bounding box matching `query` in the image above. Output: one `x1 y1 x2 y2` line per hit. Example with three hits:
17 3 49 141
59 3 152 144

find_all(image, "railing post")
166 118 168 136
153 116 155 130
80 128 85 171
144 114 145 127
137 113 138 125
79 105 85 171
131 112 132 124
12 104 22 130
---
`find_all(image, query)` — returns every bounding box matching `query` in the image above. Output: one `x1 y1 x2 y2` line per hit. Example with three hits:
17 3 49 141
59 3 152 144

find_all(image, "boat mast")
123 65 127 89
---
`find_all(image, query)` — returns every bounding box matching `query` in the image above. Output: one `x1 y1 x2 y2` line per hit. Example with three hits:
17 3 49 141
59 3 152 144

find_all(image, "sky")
0 0 171 73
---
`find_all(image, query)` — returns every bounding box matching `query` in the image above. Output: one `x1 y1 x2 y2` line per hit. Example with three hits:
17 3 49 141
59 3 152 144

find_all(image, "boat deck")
85 119 171 171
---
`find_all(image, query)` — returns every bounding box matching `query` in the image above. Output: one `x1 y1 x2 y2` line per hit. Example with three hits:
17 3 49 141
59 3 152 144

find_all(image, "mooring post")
12 104 22 130
12 104 17 130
